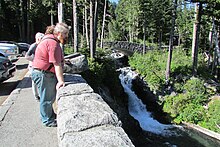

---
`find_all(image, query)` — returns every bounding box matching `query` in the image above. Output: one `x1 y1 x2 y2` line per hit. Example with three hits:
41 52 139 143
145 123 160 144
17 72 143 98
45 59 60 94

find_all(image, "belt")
34 68 54 74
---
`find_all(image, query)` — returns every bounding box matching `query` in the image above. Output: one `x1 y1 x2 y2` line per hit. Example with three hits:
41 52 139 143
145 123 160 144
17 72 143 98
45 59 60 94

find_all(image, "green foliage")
176 1 194 48
201 100 220 133
112 0 172 43
129 50 167 92
81 49 119 95
108 21 123 41
129 48 219 133
183 78 207 103
164 78 208 124
95 47 112 59
204 0 220 24
63 45 74 55
163 93 187 118
177 103 206 124
85 58 105 87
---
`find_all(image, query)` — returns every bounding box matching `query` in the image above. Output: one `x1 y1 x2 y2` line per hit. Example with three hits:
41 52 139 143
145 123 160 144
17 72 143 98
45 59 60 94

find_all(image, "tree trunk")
81 6 85 48
90 0 94 59
58 0 63 23
165 0 177 83
73 0 78 52
192 3 202 76
208 19 214 68
93 0 98 54
50 8 54 25
178 33 181 46
100 0 107 48
27 0 30 43
143 18 146 54
20 0 27 42
85 0 89 48
159 30 162 50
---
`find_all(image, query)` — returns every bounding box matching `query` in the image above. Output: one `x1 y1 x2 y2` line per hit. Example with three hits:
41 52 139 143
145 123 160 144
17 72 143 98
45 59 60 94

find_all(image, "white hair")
54 23 69 35
35 32 44 40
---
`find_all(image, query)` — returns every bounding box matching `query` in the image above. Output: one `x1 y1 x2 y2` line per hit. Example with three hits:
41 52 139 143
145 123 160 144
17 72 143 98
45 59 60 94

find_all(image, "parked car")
0 41 29 56
17 42 30 56
0 43 19 62
0 56 16 83
0 50 9 58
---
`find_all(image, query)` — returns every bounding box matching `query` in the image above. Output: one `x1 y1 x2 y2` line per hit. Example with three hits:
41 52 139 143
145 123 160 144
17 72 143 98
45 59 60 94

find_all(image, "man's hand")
54 62 65 90
56 81 65 90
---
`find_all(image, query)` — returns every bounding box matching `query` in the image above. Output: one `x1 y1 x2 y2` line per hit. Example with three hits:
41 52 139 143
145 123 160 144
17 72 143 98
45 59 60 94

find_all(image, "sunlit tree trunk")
85 0 89 48
192 3 202 76
81 6 85 48
90 0 94 59
93 0 98 54
50 8 54 25
208 19 214 67
143 17 146 54
100 0 107 48
73 0 78 52
58 0 63 23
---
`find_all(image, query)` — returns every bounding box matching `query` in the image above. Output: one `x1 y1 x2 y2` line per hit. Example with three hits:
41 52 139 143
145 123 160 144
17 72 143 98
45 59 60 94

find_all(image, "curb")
183 122 220 141
0 71 30 124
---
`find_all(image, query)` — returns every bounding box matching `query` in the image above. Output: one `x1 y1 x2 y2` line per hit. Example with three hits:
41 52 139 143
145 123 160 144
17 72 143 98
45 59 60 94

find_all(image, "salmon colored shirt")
32 34 64 73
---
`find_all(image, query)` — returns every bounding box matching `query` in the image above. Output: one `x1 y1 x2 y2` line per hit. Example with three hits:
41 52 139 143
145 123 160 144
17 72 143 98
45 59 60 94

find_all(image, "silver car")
0 50 9 58
0 56 16 83
0 43 19 62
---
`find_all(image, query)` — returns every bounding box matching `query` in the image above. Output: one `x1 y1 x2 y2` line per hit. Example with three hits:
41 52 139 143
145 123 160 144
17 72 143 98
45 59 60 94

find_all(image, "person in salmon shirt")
32 23 69 127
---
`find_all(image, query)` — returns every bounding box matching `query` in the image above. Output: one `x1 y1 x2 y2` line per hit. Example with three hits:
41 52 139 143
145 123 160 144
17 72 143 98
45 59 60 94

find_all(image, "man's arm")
54 62 65 90
25 44 36 61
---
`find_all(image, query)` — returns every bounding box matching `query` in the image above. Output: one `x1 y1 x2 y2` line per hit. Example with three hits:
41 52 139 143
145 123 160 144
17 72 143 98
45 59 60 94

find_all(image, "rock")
60 126 134 147
57 74 134 147
63 53 89 74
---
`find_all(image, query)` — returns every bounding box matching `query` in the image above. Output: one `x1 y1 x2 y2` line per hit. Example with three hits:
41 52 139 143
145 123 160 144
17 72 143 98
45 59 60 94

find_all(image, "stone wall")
56 74 134 147
104 41 154 53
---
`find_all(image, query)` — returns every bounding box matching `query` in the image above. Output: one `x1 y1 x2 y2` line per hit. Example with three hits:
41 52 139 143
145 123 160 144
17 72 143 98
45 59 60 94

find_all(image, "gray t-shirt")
27 43 37 57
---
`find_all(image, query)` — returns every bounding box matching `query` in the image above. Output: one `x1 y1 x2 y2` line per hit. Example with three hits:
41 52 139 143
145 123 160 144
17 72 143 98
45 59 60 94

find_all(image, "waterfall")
119 67 178 136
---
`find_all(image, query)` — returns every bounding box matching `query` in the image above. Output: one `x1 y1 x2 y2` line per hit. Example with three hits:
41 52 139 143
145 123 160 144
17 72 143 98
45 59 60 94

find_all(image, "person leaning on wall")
31 23 69 127
45 25 55 35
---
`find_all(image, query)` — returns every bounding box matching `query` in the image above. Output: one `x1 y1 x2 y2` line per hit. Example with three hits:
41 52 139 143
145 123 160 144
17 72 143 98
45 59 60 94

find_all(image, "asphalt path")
0 57 28 105
0 57 58 147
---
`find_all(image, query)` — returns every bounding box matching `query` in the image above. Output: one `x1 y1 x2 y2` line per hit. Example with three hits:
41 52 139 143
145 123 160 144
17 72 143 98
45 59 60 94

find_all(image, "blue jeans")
29 66 39 98
32 69 57 125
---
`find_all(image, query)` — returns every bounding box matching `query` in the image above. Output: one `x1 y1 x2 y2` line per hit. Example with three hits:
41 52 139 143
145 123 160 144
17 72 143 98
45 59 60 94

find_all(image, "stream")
119 67 220 147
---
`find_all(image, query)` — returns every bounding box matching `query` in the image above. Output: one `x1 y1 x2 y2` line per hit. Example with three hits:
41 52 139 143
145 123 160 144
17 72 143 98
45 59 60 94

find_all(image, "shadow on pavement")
16 64 28 70
0 81 20 96
0 77 31 97
19 77 32 88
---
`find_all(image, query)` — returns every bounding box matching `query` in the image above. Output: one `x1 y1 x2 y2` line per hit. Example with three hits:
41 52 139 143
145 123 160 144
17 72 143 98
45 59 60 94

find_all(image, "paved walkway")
0 72 58 147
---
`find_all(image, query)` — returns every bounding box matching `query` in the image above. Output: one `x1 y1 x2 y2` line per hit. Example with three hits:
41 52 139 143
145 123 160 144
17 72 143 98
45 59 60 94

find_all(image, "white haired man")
25 32 44 101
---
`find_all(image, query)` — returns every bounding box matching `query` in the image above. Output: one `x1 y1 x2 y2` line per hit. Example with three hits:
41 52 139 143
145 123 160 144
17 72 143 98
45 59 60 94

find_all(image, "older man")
32 23 69 127
25 32 44 101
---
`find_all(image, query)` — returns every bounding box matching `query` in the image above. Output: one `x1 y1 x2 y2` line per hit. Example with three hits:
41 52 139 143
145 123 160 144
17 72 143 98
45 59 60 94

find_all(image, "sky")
109 0 119 4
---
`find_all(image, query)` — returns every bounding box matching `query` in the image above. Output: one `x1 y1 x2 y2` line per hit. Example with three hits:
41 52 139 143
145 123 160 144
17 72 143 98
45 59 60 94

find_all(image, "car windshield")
0 43 17 47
